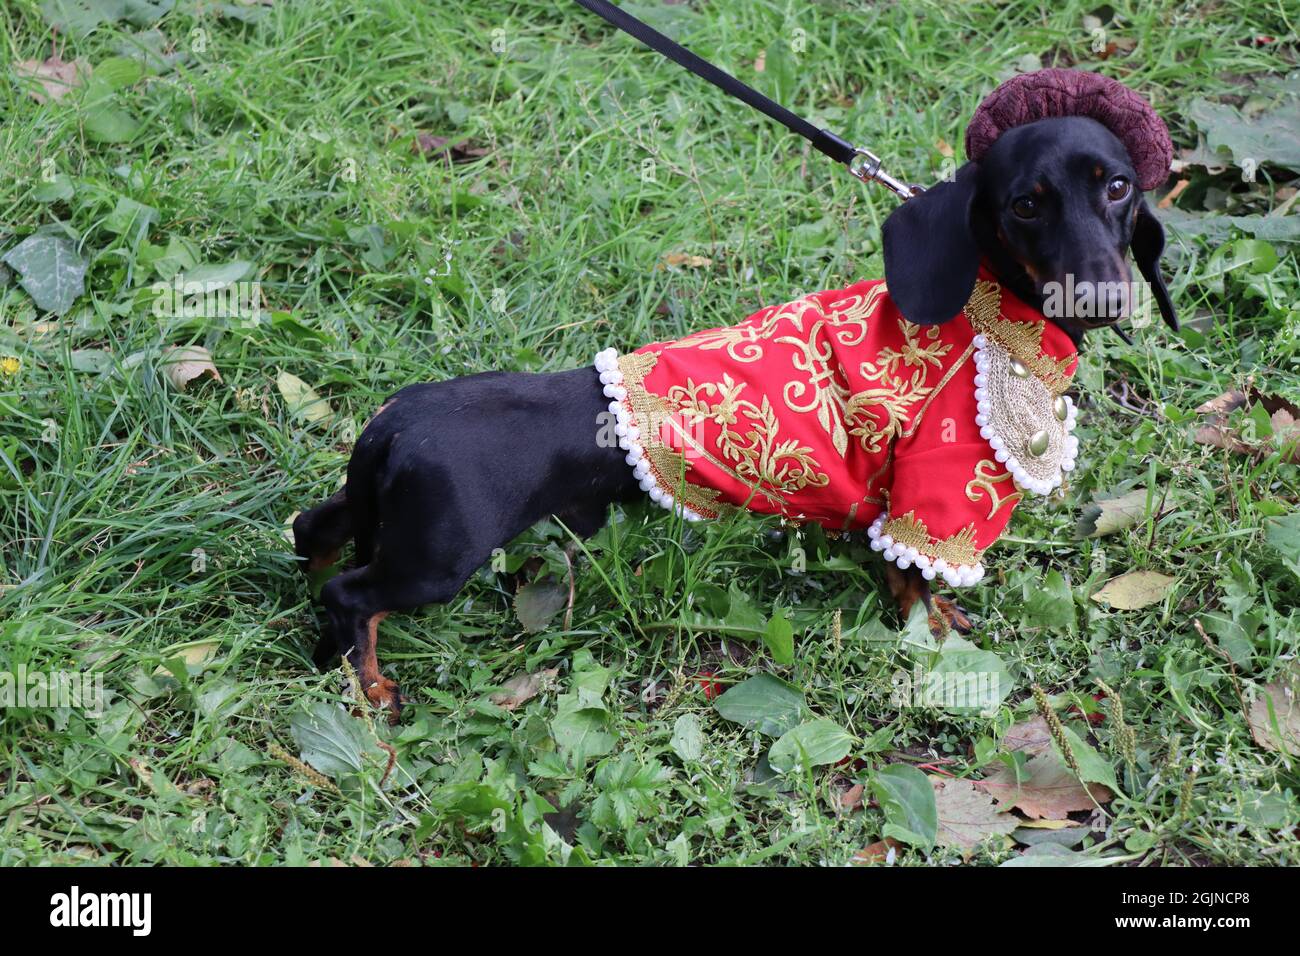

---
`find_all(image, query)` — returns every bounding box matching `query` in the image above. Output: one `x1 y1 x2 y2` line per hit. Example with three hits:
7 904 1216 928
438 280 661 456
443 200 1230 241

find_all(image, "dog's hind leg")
293 489 353 572
884 564 973 637
319 483 499 722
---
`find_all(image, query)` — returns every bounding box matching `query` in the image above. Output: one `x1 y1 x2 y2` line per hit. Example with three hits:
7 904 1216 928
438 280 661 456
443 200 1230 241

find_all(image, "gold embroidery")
964 280 1074 395
965 458 1023 520
843 320 956 454
664 374 830 496
775 320 853 457
821 283 889 348
881 510 982 567
900 342 975 438
665 294 821 363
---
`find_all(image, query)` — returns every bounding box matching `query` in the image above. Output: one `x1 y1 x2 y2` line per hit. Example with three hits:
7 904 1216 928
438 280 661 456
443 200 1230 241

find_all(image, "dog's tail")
292 487 354 573
293 397 401 572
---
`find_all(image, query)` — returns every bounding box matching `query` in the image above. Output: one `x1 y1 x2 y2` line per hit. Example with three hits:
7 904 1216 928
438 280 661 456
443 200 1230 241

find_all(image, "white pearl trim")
594 348 707 522
971 333 1079 498
867 513 986 588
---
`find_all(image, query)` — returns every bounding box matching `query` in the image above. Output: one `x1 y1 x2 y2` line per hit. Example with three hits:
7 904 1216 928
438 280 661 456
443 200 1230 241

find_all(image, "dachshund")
294 115 1176 719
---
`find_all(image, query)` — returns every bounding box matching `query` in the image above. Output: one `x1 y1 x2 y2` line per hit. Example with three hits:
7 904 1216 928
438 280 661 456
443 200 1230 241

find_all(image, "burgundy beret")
965 68 1172 191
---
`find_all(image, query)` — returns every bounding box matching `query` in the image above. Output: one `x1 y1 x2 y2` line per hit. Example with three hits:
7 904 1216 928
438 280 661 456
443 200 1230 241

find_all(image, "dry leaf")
1248 666 1300 756
852 837 900 864
975 750 1112 820
413 133 490 162
490 667 559 710
1015 817 1084 830
161 345 221 392
839 783 864 811
1090 570 1175 610
753 49 766 72
1003 715 1053 758
277 371 335 428
1194 387 1300 464
152 639 220 677
932 777 1018 854
935 138 954 158
660 252 712 270
1075 489 1155 539
15 55 89 104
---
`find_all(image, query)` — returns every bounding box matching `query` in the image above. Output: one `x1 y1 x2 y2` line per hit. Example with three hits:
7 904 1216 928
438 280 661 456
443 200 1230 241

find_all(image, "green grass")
0 0 1298 866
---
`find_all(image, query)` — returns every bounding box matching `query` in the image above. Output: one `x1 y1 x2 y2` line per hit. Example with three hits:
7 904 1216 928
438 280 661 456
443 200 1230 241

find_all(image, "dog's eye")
1011 196 1038 219
1106 176 1131 201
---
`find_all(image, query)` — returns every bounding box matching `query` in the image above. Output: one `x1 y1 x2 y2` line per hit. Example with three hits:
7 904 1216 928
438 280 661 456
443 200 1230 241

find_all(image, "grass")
0 0 1297 866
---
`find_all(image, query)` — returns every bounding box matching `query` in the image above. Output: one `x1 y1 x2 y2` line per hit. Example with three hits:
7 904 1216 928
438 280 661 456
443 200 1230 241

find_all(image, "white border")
595 348 706 522
866 512 986 588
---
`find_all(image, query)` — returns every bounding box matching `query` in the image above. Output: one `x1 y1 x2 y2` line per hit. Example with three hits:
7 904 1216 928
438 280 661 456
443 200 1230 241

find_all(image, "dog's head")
882 115 1176 343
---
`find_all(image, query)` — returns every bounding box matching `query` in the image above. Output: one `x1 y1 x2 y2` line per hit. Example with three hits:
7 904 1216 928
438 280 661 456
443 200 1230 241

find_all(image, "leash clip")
849 147 924 201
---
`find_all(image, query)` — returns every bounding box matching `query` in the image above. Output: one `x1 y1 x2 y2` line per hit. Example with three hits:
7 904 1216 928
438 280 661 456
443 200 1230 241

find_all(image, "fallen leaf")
839 783 865 811
1003 715 1053 757
1068 693 1109 727
151 639 220 677
1090 570 1175 610
2 233 88 314
513 577 569 633
1015 817 1085 830
660 252 712 270
670 713 706 763
852 837 900 864
932 777 1018 854
753 49 766 72
1196 388 1250 418
489 667 558 710
1194 387 1300 464
15 54 89 103
1075 488 1153 539
161 344 221 392
975 750 1112 820
276 370 335 429
413 133 490 162
1247 665 1300 756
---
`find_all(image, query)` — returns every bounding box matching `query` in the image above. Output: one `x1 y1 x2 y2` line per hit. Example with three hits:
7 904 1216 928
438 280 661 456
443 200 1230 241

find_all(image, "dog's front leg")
883 563 973 637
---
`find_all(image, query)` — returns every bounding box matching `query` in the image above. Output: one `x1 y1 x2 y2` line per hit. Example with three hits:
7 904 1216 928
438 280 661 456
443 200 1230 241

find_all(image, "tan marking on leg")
931 595 973 634
307 548 341 571
884 563 924 622
356 612 402 723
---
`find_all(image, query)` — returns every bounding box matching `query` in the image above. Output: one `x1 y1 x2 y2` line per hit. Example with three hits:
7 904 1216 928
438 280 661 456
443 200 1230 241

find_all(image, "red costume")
594 266 1080 588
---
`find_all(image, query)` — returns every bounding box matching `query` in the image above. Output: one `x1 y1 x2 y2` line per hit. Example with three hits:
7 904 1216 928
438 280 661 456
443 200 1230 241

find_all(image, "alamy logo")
0 666 104 715
1041 274 1153 323
151 276 263 325
49 886 152 936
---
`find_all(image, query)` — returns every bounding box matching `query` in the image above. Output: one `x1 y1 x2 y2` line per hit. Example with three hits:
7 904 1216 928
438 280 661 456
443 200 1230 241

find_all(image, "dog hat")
964 68 1173 191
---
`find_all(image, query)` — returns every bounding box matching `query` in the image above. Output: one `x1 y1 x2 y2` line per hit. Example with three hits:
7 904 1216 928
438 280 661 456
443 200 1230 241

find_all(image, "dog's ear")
1131 198 1178 332
882 162 981 326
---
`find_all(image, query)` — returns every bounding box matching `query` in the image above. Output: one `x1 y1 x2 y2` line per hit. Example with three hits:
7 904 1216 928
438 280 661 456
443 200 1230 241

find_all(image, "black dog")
294 115 1176 718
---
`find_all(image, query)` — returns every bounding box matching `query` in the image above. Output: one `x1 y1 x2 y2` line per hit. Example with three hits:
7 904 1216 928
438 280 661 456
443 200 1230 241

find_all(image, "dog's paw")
364 676 405 724
929 595 974 637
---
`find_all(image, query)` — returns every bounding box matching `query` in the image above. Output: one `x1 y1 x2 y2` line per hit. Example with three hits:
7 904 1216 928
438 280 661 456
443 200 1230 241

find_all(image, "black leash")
573 0 921 200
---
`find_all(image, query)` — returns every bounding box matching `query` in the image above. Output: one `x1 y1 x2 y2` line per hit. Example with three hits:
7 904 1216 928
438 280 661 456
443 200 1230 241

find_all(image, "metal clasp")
848 147 924 201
